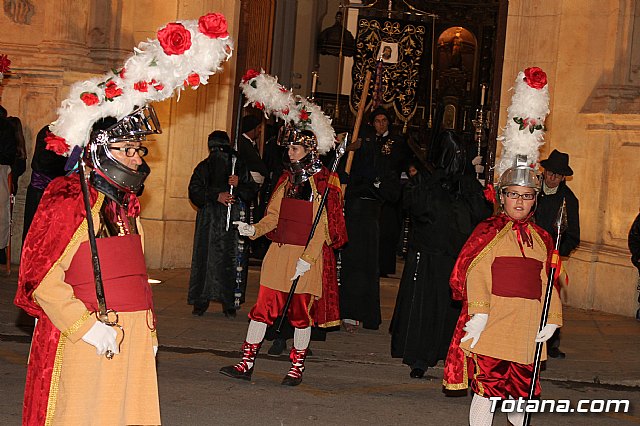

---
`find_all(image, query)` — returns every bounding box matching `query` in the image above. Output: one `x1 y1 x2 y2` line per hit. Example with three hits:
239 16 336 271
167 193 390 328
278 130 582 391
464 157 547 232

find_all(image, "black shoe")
547 347 566 359
268 338 287 356
223 308 237 319
192 301 209 316
219 365 253 380
409 368 425 379
281 375 302 386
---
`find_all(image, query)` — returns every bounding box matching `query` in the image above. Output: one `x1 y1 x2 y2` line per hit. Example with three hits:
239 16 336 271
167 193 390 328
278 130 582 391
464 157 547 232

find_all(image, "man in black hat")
535 149 580 359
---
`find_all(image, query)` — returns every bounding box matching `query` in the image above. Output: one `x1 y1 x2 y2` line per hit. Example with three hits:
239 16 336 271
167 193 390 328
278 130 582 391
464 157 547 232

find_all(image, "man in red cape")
221 126 347 386
443 166 564 426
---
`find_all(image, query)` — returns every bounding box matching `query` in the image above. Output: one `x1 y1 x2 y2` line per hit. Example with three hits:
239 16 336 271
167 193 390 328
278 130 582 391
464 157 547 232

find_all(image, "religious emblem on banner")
350 18 427 130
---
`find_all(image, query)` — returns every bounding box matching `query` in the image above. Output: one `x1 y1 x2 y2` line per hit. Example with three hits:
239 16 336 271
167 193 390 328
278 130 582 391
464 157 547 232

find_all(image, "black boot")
192 301 209 316
268 337 287 356
281 347 309 386
220 341 262 380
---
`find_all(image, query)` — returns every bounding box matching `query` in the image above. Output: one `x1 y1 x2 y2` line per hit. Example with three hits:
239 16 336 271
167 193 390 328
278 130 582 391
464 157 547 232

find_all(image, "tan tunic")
32 214 161 425
460 226 563 364
251 177 330 297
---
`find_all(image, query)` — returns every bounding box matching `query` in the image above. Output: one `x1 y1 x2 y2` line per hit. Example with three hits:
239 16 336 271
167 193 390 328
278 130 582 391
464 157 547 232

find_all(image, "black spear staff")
226 90 245 231
77 154 123 359
276 134 349 333
523 199 567 426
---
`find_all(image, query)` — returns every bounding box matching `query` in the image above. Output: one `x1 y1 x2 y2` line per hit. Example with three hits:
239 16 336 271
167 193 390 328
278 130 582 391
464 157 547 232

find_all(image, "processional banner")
350 17 428 130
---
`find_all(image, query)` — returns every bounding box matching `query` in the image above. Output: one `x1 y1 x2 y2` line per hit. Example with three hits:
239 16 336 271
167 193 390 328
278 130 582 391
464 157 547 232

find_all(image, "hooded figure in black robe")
389 130 492 378
187 131 258 316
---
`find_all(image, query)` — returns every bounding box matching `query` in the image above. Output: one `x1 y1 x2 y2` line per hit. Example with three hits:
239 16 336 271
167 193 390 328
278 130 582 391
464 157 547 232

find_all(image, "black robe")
534 180 580 257
23 126 68 241
389 169 492 368
187 146 258 311
339 128 401 329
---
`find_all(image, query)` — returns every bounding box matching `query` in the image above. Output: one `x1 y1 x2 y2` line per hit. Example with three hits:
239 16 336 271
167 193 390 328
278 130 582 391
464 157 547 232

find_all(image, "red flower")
186 73 200 87
158 22 192 56
198 13 229 39
44 131 69 155
80 92 99 106
119 68 126 79
282 108 290 115
104 80 123 100
242 69 260 83
0 54 11 74
483 183 497 204
134 81 149 92
299 109 309 121
254 102 264 110
150 79 164 91
524 67 547 90
279 86 288 93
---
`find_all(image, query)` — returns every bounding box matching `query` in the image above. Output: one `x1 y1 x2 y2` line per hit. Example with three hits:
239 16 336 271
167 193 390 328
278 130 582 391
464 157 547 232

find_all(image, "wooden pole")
341 70 372 193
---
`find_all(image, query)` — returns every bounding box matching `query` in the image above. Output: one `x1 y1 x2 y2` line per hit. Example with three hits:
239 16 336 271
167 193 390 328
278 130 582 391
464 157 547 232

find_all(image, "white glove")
82 321 118 356
291 258 311 281
460 313 488 349
233 221 255 237
535 324 559 343
472 155 483 166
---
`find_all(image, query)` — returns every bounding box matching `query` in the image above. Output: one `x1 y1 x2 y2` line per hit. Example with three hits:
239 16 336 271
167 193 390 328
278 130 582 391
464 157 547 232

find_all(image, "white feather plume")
49 15 233 155
239 70 336 154
496 69 550 177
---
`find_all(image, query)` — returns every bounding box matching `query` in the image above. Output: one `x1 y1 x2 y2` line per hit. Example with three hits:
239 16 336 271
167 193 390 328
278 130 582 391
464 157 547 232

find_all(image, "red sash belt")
65 234 152 312
491 256 543 300
267 197 313 246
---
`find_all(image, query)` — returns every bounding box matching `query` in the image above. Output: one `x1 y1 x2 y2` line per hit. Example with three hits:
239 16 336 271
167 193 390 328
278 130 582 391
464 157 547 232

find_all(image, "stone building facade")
0 0 638 316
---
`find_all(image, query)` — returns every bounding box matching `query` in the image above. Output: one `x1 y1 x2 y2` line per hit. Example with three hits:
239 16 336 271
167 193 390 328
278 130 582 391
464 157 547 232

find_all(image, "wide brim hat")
241 115 261 133
540 149 573 176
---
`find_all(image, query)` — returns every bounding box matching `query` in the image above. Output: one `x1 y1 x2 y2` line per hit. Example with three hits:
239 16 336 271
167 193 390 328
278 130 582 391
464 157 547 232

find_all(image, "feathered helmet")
44 13 233 193
239 69 335 155
496 67 550 203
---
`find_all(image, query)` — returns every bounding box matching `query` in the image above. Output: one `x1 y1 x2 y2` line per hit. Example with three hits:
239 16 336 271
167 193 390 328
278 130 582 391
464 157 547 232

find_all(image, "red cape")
14 174 100 426
442 213 557 391
267 167 347 327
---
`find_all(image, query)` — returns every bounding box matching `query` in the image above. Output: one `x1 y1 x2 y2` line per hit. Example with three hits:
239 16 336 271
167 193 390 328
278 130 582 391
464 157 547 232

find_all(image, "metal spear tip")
335 132 349 158
555 198 568 234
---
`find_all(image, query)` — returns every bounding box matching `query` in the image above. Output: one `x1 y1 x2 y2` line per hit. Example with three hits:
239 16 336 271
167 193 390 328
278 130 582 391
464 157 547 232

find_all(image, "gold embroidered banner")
350 18 427 129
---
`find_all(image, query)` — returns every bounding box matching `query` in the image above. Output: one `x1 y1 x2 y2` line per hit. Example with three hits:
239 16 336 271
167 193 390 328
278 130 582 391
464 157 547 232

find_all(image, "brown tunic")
33 216 161 425
251 177 330 297
460 226 563 364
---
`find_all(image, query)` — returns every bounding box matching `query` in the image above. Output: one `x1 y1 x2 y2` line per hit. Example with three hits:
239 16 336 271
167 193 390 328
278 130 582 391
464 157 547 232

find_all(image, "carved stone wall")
501 0 639 316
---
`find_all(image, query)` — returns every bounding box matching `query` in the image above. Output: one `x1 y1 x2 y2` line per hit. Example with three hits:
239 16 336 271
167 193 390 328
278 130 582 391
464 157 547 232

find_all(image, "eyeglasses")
502 191 536 201
544 171 564 179
110 146 149 158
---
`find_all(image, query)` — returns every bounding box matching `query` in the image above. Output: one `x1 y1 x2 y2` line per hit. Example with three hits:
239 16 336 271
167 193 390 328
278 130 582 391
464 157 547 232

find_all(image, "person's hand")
217 192 235 206
82 321 118 356
535 324 559 343
290 258 311 280
472 155 484 174
460 313 488 349
233 221 255 237
228 175 239 187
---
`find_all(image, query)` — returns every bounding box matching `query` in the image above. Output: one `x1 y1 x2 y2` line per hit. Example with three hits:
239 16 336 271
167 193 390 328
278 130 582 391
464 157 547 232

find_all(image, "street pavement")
1 263 639 425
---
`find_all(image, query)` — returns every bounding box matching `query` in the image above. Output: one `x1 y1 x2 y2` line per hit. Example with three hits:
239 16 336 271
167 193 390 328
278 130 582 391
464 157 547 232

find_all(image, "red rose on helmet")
242 69 260 83
44 131 69 155
198 13 229 39
80 92 99 106
134 81 148 92
158 22 192 55
300 109 309 121
186 73 200 87
254 102 264 110
524 67 547 89
104 80 123 100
